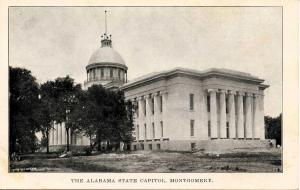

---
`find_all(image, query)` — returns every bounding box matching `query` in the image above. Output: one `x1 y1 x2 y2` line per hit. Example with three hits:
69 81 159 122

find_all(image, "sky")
9 7 282 117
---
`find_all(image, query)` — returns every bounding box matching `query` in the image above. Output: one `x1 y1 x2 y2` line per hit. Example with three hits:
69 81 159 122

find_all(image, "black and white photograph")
7 6 284 174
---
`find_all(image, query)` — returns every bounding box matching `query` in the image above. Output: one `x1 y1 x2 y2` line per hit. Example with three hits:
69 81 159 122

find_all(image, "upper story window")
110 68 113 78
208 121 211 137
189 94 194 111
144 99 146 116
226 97 229 113
207 95 210 112
151 97 154 115
190 120 195 136
160 121 163 137
160 95 163 112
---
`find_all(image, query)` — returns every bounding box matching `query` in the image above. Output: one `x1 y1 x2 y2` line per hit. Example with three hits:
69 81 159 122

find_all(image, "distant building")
49 16 270 152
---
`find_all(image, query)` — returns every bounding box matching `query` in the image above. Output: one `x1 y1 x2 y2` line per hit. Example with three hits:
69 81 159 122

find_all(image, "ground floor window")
141 144 144 150
157 144 161 150
133 145 137 150
191 143 196 151
148 144 152 150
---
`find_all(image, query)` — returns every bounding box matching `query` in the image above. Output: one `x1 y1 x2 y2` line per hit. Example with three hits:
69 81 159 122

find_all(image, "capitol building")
48 24 270 152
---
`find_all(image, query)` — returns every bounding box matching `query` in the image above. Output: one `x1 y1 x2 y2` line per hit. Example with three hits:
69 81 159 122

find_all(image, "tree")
36 81 57 153
265 113 282 146
52 76 82 151
9 67 40 154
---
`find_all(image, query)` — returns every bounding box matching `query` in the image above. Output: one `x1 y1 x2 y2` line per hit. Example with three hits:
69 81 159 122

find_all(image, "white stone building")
49 26 270 152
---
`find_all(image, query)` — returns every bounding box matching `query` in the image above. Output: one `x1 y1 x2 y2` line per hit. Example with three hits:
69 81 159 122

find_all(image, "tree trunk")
46 128 49 154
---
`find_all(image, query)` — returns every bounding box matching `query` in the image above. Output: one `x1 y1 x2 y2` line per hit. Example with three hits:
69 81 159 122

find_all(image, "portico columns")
62 123 66 145
228 90 236 139
219 89 227 138
237 92 245 139
138 97 144 118
49 128 53 146
145 95 151 140
58 123 62 145
54 123 58 145
161 92 168 138
208 89 218 138
245 93 253 139
259 95 265 139
253 94 260 139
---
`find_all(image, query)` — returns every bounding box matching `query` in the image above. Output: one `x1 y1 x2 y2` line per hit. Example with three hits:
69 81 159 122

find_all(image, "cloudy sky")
9 7 282 116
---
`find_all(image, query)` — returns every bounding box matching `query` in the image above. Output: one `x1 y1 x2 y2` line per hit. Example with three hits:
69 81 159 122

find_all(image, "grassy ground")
10 148 282 173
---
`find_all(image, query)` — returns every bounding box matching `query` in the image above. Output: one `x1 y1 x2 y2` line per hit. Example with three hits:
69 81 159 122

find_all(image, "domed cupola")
84 11 128 90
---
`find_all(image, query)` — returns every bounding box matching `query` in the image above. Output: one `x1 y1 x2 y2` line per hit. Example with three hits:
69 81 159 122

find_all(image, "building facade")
49 27 270 152
121 68 270 151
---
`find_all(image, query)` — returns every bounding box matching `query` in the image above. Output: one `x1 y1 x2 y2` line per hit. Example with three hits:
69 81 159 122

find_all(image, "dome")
88 46 126 67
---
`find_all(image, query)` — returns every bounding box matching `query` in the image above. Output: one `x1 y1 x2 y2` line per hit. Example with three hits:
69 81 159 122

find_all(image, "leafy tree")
265 113 282 145
9 67 40 154
52 76 82 151
36 81 57 153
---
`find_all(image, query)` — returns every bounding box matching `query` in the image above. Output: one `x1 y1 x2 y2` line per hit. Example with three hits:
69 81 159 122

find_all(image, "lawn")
10 149 282 173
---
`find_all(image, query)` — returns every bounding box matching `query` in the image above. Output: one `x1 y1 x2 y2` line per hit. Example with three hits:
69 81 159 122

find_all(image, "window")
226 97 229 113
144 124 147 140
101 68 104 78
141 144 144 150
151 97 154 115
160 96 163 112
160 121 163 137
191 143 196 151
118 69 121 79
136 125 139 140
207 95 210 112
110 68 113 77
208 121 211 137
189 94 194 110
152 123 155 139
157 144 161 150
133 145 137 150
226 122 229 139
190 120 194 136
148 144 152 150
144 100 146 116
136 102 139 118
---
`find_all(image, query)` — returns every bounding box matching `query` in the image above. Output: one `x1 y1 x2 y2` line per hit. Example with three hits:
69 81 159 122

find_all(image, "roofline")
121 68 265 90
86 62 128 71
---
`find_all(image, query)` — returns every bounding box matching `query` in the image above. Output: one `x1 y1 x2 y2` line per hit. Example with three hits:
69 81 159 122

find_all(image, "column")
49 128 53 146
228 90 236 139
237 91 245 139
259 95 265 139
199 89 208 139
61 122 66 145
245 93 253 139
161 91 168 138
138 97 144 118
208 89 218 138
52 126 55 145
219 89 227 138
54 123 58 145
253 94 260 139
58 123 62 145
145 95 151 140
68 128 72 145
